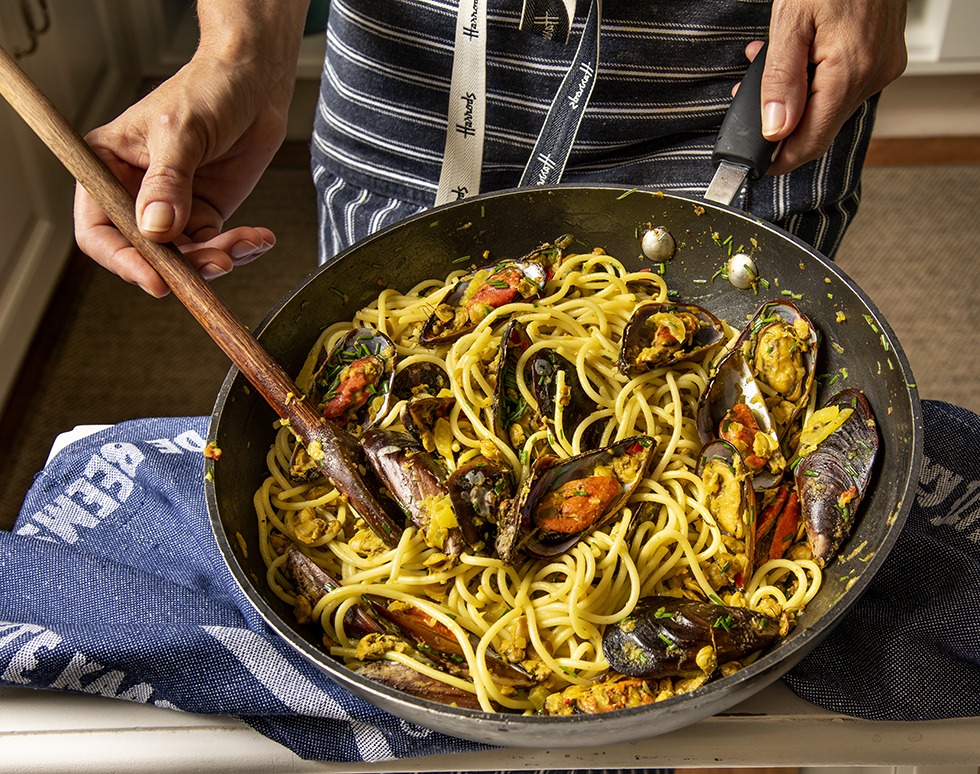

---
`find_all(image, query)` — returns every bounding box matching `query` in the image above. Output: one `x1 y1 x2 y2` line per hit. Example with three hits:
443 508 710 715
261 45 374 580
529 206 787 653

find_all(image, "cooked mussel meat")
418 248 552 346
696 350 786 489
361 428 463 554
794 388 879 566
697 440 757 590
602 596 779 679
496 436 658 562
308 328 396 433
618 302 725 377
739 300 818 440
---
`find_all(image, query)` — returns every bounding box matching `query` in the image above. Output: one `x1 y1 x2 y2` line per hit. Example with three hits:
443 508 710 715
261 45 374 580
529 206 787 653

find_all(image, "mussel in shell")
618 302 725 377
695 350 787 490
282 550 382 636
308 328 397 433
697 440 757 590
602 596 779 679
361 429 462 554
528 348 603 454
490 320 542 453
496 436 658 563
738 300 818 441
446 457 514 554
418 247 554 346
795 388 879 566
354 661 484 710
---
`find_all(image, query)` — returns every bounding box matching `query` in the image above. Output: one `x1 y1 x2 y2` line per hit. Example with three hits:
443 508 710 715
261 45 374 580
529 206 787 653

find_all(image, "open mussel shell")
695 350 785 491
307 327 397 434
496 436 658 562
528 348 603 454
490 319 540 453
696 439 757 590
361 428 461 554
602 596 779 679
399 395 455 455
446 457 514 554
736 299 818 442
795 388 879 566
391 361 452 401
618 302 725 377
417 249 552 346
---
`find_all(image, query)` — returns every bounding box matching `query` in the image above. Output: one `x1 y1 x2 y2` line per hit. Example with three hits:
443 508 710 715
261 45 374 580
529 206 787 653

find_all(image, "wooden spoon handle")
0 44 326 443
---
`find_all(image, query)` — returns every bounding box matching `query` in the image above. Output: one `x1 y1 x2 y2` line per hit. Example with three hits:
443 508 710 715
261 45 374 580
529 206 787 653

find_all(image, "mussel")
738 300 818 442
307 328 397 433
618 302 725 377
602 596 779 679
496 436 658 563
527 348 603 454
361 429 463 554
794 388 879 566
490 320 542 454
354 661 483 710
418 246 554 346
695 350 787 490
697 440 757 590
446 457 514 554
282 550 382 636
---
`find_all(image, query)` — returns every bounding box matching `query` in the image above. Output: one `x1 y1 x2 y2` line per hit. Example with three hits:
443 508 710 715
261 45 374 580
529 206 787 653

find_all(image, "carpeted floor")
1 162 978 531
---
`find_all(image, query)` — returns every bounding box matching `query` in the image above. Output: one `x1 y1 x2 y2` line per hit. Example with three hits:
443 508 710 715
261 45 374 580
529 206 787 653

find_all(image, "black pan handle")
711 41 779 179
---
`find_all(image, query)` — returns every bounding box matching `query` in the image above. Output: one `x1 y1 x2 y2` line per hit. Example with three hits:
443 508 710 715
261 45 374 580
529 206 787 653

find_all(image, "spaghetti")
253 248 822 714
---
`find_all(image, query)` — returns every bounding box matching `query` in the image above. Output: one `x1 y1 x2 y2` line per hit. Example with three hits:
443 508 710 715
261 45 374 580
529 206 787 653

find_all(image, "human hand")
74 17 302 297
749 0 908 176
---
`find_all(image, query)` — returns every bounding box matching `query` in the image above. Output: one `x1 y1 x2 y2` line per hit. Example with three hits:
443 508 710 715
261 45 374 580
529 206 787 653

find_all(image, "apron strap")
435 0 601 206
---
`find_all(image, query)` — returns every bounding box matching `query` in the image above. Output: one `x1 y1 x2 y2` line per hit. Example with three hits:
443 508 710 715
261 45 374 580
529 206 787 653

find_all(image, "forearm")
195 0 312 111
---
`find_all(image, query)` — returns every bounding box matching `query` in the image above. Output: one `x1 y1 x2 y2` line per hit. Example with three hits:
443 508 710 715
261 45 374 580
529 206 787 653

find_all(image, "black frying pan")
207 183 923 747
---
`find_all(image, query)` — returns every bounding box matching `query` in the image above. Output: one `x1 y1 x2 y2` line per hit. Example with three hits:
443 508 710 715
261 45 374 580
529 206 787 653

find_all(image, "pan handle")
711 42 781 180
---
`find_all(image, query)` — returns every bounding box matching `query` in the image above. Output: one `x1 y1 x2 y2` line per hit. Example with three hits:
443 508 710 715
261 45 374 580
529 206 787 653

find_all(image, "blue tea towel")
2 402 979 762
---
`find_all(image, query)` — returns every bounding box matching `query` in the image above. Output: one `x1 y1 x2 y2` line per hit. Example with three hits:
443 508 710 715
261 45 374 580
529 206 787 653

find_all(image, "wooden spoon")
0 45 404 545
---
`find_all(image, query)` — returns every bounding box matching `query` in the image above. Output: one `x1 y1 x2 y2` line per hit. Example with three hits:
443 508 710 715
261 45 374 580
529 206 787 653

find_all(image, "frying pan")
207 184 923 747
0 41 922 749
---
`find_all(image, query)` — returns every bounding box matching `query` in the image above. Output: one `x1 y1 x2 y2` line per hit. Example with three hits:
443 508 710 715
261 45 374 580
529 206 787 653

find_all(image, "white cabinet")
0 0 139 412
906 0 980 73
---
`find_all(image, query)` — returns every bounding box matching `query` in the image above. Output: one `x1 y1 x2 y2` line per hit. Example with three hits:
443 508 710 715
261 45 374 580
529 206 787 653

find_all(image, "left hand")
750 0 908 176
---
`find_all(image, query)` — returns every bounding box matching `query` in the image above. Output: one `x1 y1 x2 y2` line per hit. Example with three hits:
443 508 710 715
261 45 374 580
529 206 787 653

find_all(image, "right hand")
74 50 293 297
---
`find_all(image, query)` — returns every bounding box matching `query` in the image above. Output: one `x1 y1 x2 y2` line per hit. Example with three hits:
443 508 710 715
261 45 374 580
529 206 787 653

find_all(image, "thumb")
134 127 205 243
757 26 812 141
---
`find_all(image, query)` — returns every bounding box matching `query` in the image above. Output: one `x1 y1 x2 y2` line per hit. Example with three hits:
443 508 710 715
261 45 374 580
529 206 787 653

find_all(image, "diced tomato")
466 267 522 317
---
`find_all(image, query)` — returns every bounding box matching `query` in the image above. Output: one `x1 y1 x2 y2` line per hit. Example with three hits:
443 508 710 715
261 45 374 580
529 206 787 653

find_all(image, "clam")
795 388 879 566
496 436 658 563
696 440 757 590
602 596 779 679
418 242 558 346
618 302 725 377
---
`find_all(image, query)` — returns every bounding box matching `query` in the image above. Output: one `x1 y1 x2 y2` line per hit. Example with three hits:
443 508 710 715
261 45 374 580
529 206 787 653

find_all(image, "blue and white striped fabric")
311 0 877 264
3 402 980 762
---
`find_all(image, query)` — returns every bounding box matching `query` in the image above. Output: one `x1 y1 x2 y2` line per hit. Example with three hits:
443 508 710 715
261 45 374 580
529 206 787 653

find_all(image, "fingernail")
200 263 229 281
762 101 786 138
231 240 261 260
140 201 175 233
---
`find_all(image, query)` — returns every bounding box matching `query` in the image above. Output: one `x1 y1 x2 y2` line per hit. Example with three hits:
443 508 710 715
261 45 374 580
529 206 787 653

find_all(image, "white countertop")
3 681 980 772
